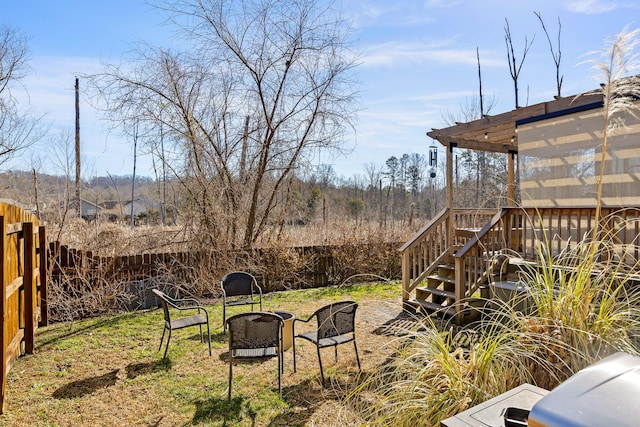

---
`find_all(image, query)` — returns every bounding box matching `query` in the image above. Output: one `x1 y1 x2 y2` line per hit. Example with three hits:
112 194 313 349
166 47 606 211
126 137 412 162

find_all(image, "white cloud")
361 41 504 68
346 0 460 30
14 55 104 123
566 0 623 14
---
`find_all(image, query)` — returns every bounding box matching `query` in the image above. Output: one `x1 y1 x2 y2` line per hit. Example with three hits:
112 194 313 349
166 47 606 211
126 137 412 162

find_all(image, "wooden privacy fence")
0 202 47 413
48 241 402 311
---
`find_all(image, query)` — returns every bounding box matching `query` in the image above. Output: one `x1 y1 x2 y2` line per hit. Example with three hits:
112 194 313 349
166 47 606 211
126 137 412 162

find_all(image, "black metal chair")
221 271 263 330
292 300 360 386
151 289 211 359
226 312 284 400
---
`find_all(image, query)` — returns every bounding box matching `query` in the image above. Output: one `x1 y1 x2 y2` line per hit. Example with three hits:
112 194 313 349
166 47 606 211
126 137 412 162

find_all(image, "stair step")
438 264 455 273
427 274 455 285
416 286 455 300
408 299 456 317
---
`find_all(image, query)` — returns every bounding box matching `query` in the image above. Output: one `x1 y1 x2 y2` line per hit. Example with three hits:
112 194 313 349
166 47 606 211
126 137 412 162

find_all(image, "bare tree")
45 130 77 238
363 162 383 192
363 162 383 223
89 0 358 249
477 47 485 116
440 46 503 208
535 11 563 98
406 153 426 196
0 25 43 165
0 25 28 98
504 18 534 108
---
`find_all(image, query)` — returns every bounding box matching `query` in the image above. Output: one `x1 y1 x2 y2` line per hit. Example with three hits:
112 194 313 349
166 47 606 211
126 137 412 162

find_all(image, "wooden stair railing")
453 208 515 322
399 208 450 308
399 208 497 314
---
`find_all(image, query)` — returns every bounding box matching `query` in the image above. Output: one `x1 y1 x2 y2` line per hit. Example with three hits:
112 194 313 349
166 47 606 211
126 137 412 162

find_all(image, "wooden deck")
400 206 640 323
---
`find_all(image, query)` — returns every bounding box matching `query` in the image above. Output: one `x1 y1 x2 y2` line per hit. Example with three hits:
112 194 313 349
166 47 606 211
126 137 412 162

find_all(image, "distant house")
122 197 163 224
99 200 125 221
67 198 102 220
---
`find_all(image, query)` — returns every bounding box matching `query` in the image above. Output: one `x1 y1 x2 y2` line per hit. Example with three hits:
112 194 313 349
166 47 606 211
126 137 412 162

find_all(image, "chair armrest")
178 306 209 321
176 303 204 310
164 296 209 317
292 315 314 337
165 294 204 308
293 316 313 325
176 304 208 313
172 296 202 306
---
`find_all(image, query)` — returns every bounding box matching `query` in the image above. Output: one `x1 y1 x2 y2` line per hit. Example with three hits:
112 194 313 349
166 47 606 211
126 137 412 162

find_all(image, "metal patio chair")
292 300 361 386
226 312 284 400
221 271 263 330
151 289 211 359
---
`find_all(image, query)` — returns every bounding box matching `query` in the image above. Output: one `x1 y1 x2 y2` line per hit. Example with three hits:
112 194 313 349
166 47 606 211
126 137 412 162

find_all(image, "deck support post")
508 150 516 206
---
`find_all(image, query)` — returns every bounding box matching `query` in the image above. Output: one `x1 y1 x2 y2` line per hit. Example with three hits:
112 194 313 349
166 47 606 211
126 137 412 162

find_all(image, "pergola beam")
426 92 606 212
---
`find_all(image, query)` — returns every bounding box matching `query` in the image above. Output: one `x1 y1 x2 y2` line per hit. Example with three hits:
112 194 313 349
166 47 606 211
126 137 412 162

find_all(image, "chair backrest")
227 312 283 351
314 301 358 339
221 271 258 298
151 289 171 324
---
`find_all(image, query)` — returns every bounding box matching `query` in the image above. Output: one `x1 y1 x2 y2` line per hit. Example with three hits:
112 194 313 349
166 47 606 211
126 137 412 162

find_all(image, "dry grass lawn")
1 282 408 426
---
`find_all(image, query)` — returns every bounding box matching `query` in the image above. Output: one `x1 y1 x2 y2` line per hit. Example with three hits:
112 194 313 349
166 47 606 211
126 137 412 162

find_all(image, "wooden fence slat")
23 222 34 354
49 241 403 297
0 203 46 414
39 226 48 326
0 215 6 413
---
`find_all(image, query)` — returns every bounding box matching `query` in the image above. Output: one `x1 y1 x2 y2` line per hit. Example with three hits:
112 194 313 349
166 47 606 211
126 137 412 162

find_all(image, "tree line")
1 2 561 253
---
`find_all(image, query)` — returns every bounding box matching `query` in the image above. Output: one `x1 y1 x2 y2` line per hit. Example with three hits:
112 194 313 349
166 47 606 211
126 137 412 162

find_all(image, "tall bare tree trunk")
535 11 563 98
504 19 534 108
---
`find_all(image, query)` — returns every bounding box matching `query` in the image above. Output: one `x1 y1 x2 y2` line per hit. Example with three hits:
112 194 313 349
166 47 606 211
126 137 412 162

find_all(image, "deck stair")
407 251 524 319
400 209 523 320
406 253 459 317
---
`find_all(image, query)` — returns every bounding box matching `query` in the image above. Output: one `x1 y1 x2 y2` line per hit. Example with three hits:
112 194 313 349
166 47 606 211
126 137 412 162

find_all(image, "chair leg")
353 339 361 371
158 327 167 352
228 357 233 401
317 346 326 387
223 305 227 331
292 337 297 372
163 329 172 359
334 345 338 362
277 351 282 397
206 322 212 356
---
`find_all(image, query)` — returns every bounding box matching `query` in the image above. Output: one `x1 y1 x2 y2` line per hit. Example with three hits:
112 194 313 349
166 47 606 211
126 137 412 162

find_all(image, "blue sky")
2 0 639 180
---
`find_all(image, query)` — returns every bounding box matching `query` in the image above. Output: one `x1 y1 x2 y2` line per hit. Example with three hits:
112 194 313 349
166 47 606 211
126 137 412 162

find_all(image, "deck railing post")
401 249 411 303
454 255 465 325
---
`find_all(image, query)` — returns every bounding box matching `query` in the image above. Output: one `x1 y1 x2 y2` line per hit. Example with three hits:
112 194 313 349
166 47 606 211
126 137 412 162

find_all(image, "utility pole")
240 115 249 175
130 121 138 228
75 77 81 217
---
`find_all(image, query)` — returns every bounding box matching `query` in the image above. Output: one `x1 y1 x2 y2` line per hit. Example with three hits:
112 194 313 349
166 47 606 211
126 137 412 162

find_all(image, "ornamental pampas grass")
584 26 640 234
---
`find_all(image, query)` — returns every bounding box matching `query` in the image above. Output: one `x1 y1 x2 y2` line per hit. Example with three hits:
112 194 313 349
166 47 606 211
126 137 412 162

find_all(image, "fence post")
39 226 48 326
23 222 35 354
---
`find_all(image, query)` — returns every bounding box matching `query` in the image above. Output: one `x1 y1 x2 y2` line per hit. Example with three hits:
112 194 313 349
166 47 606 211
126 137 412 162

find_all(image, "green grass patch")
4 281 402 426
